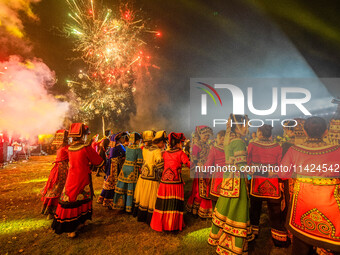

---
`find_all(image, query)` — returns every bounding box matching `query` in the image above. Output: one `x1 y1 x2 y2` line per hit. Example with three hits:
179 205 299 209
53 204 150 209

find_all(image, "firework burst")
65 0 160 128
67 70 135 122
65 0 159 87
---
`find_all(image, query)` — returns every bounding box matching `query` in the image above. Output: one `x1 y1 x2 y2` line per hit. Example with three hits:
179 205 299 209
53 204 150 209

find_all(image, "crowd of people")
40 114 340 255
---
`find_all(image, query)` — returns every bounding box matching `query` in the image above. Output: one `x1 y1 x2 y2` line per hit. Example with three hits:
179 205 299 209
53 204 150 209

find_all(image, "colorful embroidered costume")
281 119 300 242
208 135 254 254
187 126 213 218
133 131 166 224
112 132 143 212
247 138 289 246
151 133 190 232
41 130 69 217
52 123 104 234
209 113 253 255
204 145 225 201
281 140 340 252
95 137 110 176
97 132 126 207
91 135 100 153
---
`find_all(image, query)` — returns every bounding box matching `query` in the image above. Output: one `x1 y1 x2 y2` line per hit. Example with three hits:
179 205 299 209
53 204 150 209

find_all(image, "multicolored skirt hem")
133 205 153 225
209 177 253 255
111 181 136 212
208 227 252 255
271 229 290 247
150 183 185 232
133 177 159 225
51 201 92 234
186 197 212 218
216 245 249 255
186 178 212 218
97 189 115 206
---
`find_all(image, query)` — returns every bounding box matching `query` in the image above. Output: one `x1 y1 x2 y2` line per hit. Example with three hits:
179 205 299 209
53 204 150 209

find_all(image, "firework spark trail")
65 0 159 87
67 71 133 122
65 0 161 127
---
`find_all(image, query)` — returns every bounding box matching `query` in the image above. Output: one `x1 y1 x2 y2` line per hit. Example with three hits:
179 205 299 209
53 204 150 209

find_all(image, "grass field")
0 156 290 254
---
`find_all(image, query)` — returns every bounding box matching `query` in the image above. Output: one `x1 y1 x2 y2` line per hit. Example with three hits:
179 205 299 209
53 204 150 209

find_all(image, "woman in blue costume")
97 132 128 207
111 132 143 212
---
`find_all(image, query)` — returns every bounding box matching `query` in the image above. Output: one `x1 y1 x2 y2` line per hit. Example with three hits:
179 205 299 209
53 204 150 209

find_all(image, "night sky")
4 0 340 132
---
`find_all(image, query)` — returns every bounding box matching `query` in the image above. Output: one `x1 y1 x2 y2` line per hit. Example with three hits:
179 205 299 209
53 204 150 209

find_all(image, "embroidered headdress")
51 129 68 146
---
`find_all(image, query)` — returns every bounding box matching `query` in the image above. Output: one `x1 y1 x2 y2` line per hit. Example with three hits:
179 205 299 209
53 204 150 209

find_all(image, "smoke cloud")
0 0 40 38
0 28 33 60
129 70 170 132
0 56 69 138
0 0 69 139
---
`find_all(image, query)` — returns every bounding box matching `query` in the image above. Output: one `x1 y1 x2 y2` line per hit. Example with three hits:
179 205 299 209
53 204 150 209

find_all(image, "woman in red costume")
205 130 226 206
150 132 190 232
52 123 104 237
41 130 69 219
281 117 340 254
186 126 213 218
